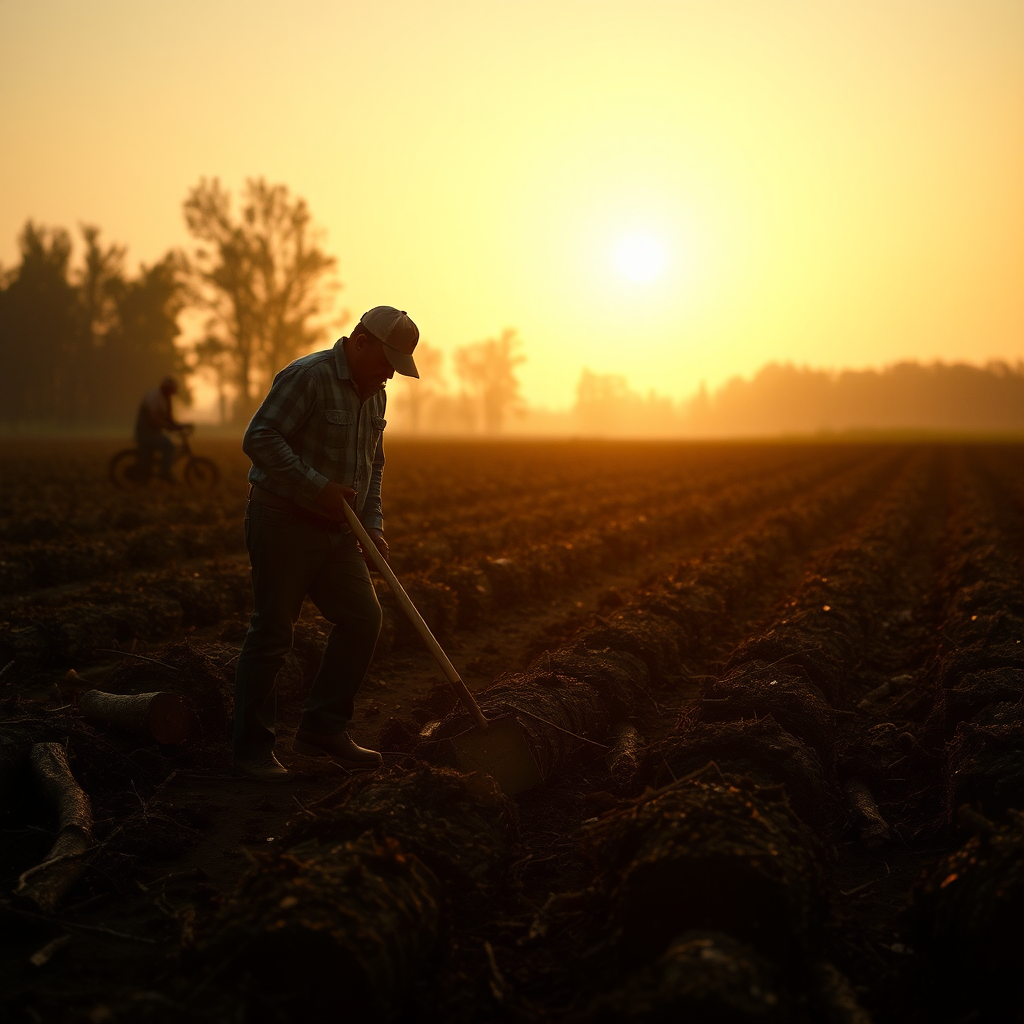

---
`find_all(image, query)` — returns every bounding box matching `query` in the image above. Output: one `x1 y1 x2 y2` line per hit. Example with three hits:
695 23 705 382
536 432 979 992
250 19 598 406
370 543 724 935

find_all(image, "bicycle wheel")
184 456 220 492
109 449 149 489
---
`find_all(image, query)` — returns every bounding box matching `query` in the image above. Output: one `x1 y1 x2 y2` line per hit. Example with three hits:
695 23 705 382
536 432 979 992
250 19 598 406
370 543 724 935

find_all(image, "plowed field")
1 438 1022 1023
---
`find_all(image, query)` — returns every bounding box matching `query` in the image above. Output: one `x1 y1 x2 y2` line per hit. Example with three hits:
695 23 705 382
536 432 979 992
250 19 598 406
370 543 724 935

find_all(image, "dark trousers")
136 425 175 478
233 501 382 759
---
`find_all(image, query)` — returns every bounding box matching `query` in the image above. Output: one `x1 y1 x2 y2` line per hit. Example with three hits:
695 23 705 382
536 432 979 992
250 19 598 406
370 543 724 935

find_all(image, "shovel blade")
452 714 544 795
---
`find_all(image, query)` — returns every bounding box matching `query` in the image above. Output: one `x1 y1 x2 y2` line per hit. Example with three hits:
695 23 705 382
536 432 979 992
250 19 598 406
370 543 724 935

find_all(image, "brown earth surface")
1 437 1022 1023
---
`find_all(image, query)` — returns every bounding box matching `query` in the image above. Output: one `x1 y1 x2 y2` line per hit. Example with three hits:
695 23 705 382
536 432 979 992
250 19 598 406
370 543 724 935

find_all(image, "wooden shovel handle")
339 501 490 731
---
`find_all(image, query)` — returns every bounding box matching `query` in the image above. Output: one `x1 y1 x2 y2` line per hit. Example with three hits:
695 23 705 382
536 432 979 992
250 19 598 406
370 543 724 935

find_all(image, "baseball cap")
360 306 420 378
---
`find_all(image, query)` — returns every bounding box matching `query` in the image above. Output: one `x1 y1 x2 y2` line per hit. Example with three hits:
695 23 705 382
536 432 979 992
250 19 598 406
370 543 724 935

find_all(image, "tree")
574 368 632 434
183 177 343 424
0 222 81 425
0 221 185 428
98 251 189 424
573 368 679 436
453 328 525 433
79 224 126 347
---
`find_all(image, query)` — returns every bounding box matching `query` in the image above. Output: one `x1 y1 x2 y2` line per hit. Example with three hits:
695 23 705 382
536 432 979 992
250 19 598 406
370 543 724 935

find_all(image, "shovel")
340 501 543 795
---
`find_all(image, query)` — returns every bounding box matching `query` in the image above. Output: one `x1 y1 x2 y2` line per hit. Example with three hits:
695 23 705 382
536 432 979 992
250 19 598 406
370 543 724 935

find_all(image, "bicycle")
108 426 220 492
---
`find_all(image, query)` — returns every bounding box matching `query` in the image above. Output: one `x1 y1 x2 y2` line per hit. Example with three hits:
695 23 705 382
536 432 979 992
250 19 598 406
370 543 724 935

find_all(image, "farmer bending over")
136 376 191 482
233 306 419 782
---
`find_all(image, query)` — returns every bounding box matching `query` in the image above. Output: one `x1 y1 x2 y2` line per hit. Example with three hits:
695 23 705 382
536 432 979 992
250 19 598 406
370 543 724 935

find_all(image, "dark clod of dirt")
287 765 520 897
195 832 442 1022
189 767 519 1021
909 809 1024 1023
944 720 1024 822
536 641 654 723
724 623 846 706
582 609 684 687
422 644 650 780
686 665 837 771
936 636 1024 691
651 716 842 832
583 774 826 966
583 930 789 1023
930 666 1024 739
376 714 421 753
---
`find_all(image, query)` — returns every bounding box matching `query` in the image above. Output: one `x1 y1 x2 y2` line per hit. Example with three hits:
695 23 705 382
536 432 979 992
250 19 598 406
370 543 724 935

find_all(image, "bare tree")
79 225 126 347
183 177 343 423
453 328 525 433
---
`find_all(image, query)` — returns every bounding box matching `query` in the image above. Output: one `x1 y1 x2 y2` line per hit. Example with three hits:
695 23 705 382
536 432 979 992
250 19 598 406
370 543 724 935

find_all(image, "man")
135 376 190 482
233 306 419 782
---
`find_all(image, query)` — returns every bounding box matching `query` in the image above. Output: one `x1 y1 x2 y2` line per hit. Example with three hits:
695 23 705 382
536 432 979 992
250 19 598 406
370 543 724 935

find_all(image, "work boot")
234 752 290 782
292 729 382 770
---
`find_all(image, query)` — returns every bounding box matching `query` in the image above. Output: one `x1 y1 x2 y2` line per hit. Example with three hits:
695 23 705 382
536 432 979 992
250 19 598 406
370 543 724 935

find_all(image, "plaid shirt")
243 339 387 532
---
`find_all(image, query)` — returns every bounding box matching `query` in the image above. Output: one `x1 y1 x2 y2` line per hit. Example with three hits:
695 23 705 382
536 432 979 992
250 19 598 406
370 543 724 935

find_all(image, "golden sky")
1 0 1022 408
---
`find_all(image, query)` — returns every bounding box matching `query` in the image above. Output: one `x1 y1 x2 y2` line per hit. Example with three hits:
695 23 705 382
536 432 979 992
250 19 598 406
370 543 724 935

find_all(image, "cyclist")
135 376 192 482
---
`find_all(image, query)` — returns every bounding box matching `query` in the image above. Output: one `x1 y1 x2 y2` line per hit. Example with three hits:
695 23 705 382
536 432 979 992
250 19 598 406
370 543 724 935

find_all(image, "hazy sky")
2 0 1022 408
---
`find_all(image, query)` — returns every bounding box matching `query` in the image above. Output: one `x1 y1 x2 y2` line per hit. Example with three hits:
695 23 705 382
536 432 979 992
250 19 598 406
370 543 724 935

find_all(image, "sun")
613 232 667 283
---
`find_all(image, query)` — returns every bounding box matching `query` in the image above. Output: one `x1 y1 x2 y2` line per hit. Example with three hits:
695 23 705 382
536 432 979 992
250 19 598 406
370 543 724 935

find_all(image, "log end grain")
146 692 190 746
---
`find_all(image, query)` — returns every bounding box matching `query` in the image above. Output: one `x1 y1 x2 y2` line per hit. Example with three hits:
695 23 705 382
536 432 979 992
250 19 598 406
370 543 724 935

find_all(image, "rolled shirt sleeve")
242 365 330 504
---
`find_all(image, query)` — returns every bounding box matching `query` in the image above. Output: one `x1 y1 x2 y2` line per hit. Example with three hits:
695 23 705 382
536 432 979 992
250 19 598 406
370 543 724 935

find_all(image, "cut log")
843 777 891 848
102 639 228 736
605 722 644 793
14 742 94 913
79 689 190 746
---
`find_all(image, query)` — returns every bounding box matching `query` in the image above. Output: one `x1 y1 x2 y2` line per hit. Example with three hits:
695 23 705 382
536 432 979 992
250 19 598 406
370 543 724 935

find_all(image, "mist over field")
384 358 1024 437
1 217 1020 438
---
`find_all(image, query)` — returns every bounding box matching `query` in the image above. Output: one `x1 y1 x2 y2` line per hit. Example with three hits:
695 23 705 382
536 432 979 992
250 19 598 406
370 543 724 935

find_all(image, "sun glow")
613 233 667 283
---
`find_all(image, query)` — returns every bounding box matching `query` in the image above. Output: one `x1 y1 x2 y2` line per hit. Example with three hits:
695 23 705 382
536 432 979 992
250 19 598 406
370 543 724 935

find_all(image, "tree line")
0 179 341 430
681 360 1024 435
0 177 528 432
2 178 1020 435
0 222 185 428
389 359 1024 436
560 360 1024 437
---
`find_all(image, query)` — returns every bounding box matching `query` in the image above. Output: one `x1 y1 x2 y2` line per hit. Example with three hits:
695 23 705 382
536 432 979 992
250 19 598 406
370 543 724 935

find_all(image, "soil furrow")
1 440 1022 1024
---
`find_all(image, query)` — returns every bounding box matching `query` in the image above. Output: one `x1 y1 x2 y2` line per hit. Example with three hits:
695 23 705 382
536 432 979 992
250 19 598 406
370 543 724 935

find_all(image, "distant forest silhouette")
1 182 1021 436
0 222 184 428
676 361 1024 436
387 357 1024 437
